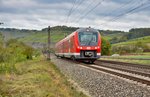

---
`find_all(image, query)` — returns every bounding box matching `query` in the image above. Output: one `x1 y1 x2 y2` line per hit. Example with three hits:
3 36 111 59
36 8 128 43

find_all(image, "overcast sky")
0 0 150 31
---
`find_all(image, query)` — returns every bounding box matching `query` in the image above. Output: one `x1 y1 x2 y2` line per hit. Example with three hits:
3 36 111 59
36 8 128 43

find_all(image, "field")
1 31 31 41
103 33 123 41
19 31 71 43
111 36 150 54
101 53 150 65
0 57 87 97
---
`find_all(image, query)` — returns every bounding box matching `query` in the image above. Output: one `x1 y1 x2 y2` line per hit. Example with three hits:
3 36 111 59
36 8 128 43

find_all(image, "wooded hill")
110 28 150 44
0 26 150 44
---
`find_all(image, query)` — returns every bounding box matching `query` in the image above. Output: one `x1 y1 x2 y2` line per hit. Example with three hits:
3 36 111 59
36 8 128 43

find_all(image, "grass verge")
0 58 88 97
100 57 150 65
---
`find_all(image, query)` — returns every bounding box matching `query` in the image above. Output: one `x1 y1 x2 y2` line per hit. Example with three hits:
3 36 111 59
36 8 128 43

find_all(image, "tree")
23 46 34 59
101 37 111 55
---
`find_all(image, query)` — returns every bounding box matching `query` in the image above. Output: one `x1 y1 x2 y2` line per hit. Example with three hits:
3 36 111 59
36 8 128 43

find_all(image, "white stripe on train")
56 53 101 56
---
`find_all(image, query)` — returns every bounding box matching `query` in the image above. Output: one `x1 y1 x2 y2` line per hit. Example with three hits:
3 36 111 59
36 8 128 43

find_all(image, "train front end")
75 28 101 63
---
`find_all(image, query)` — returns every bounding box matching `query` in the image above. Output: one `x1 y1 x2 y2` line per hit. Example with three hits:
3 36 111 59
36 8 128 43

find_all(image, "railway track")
101 56 150 60
99 60 150 69
82 64 150 86
65 59 150 86
95 60 150 77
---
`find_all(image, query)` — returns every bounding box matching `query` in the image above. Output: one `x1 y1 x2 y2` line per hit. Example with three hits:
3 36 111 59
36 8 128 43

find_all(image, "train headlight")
95 47 97 49
78 46 82 49
97 46 100 48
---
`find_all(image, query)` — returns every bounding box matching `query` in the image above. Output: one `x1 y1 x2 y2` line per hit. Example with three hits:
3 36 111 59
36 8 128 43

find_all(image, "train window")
78 32 98 46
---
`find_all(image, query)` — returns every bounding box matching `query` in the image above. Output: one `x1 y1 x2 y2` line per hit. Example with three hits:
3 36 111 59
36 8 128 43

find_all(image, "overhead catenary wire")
131 3 150 28
70 0 86 15
65 0 149 29
71 0 136 26
100 0 150 26
126 2 150 15
73 0 143 25
106 0 136 16
65 0 78 24
96 0 137 26
111 0 150 21
75 0 105 23
69 0 95 23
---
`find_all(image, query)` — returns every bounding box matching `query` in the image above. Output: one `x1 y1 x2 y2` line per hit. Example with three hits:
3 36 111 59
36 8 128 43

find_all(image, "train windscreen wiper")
87 35 93 45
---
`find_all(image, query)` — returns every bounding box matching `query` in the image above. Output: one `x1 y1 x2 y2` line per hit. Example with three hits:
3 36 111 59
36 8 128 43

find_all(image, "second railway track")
95 60 150 77
99 60 150 69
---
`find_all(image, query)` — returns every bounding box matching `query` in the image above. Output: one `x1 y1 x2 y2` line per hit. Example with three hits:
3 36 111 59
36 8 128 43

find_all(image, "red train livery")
55 28 101 63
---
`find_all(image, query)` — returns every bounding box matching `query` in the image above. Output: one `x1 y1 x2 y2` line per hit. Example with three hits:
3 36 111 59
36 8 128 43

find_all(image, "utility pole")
47 26 51 60
0 22 5 47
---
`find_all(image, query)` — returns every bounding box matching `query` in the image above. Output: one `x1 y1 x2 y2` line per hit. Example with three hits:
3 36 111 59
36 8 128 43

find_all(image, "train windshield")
78 32 98 46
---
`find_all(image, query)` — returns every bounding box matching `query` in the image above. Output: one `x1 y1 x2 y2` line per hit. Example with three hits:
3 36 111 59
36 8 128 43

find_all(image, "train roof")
76 28 99 32
55 28 99 46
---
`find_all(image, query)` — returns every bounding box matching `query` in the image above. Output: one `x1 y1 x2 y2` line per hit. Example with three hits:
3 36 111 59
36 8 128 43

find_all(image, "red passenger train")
55 28 101 63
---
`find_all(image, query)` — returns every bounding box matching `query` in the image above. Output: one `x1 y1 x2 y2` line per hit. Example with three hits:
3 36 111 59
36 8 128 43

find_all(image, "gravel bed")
51 56 150 97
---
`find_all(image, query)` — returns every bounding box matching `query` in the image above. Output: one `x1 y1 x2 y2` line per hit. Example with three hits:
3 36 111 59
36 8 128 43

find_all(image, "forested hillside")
110 28 150 44
0 28 34 40
0 26 150 44
127 28 150 39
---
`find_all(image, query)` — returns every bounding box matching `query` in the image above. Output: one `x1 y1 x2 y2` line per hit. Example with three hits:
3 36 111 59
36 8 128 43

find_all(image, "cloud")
0 0 150 31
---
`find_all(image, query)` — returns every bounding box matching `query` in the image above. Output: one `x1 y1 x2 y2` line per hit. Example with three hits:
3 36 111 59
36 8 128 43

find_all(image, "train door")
68 39 71 57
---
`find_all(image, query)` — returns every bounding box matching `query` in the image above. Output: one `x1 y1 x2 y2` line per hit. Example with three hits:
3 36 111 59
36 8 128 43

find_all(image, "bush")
101 37 111 55
6 39 35 60
111 41 148 54
0 39 36 73
23 46 34 59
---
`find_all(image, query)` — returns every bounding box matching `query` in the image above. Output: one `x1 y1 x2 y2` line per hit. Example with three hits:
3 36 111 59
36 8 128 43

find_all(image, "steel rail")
98 60 150 69
101 56 150 60
94 61 150 77
62 58 150 85
82 64 150 85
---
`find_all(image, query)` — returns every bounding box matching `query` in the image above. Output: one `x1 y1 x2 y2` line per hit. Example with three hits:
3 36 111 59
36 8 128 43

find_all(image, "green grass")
105 54 150 59
101 54 150 65
0 57 88 97
117 55 150 59
0 63 17 74
100 58 150 65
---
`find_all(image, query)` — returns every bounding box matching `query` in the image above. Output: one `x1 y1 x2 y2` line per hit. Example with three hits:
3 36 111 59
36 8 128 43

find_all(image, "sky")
0 0 150 31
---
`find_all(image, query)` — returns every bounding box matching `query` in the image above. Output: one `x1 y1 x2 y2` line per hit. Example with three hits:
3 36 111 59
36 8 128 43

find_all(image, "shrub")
101 37 111 55
0 39 36 73
111 42 148 55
